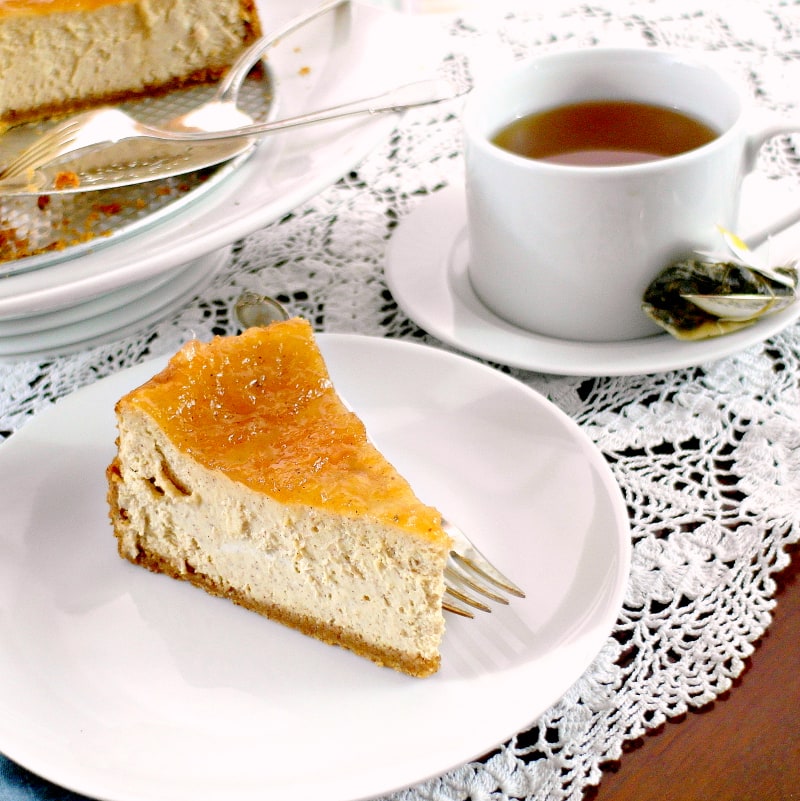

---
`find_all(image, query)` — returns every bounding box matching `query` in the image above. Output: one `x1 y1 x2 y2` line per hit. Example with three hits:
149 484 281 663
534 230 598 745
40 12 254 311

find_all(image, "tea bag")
642 227 798 340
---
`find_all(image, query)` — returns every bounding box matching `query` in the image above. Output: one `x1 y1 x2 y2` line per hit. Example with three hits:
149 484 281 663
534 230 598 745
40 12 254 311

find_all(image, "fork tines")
0 116 84 180
442 547 525 619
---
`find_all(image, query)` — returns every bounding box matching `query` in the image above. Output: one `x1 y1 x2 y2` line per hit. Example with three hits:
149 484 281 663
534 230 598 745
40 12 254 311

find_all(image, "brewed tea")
492 100 718 166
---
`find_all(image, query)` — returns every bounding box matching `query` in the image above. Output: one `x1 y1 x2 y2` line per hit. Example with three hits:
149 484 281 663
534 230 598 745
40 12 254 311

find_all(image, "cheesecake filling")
110 407 447 673
0 0 260 124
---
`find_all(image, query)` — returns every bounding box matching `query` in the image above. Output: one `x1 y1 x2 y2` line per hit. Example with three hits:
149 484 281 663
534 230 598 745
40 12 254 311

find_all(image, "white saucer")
385 183 800 376
0 247 229 361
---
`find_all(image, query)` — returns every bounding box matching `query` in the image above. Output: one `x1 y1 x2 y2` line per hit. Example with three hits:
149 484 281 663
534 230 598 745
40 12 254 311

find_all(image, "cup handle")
745 118 800 247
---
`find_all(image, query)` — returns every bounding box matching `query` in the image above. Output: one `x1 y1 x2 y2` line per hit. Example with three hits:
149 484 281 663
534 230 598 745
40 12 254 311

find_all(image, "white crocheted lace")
2 2 800 800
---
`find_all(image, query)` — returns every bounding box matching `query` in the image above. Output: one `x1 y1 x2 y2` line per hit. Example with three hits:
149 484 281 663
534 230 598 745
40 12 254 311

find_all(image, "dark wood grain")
585 542 800 801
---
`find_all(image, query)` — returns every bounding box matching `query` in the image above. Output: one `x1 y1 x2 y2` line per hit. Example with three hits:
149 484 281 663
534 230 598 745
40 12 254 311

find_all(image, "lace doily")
2 2 800 800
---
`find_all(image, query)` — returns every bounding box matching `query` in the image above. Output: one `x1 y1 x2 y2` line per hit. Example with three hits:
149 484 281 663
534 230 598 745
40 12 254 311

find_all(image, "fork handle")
145 78 462 143
217 0 350 104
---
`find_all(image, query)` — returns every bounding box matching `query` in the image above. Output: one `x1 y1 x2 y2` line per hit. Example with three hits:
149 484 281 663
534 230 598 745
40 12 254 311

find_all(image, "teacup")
463 47 800 342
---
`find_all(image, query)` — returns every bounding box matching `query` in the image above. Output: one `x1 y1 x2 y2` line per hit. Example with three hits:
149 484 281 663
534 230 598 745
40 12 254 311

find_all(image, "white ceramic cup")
463 47 800 342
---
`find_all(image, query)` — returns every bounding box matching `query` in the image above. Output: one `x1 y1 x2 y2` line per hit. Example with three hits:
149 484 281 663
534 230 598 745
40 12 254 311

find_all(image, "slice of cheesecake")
0 0 262 128
106 319 451 677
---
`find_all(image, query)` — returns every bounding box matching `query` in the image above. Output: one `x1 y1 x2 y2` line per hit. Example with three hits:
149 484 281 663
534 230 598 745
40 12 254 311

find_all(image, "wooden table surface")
585 541 800 801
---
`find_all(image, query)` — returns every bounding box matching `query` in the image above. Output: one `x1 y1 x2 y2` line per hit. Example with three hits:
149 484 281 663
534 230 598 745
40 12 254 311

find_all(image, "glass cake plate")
0 73 275 279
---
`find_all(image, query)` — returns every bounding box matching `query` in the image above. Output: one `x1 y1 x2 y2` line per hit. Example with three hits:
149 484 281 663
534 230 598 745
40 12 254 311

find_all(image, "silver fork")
234 290 526 618
0 78 458 185
0 0 346 182
442 519 525 618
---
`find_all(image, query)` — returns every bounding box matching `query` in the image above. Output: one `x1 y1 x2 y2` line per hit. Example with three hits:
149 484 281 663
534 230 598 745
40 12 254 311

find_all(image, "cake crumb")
54 171 80 190
94 202 123 216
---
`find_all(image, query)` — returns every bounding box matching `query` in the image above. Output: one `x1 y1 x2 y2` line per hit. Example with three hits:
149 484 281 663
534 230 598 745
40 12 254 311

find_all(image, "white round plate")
385 181 800 376
0 0 444 319
0 248 229 361
0 335 630 801
0 265 194 337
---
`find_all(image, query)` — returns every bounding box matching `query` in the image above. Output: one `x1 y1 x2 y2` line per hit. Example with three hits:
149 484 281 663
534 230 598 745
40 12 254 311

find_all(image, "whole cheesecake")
0 0 262 128
106 319 452 677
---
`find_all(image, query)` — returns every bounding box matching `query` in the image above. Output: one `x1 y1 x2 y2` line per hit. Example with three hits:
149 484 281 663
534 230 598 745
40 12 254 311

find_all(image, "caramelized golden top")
0 0 129 16
119 318 447 542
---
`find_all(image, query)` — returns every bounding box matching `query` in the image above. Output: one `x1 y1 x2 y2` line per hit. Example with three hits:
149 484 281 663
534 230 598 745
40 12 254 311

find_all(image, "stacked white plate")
0 0 438 360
